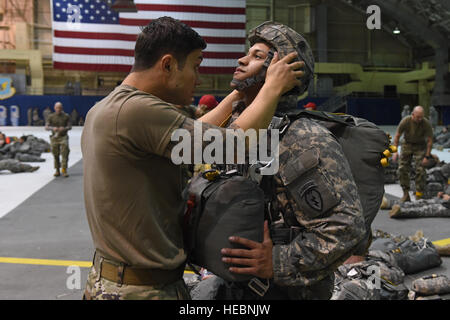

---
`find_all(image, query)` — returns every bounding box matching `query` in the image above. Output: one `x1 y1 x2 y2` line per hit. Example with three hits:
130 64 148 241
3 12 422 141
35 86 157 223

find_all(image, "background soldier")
392 106 433 202
401 105 411 119
43 106 52 124
45 102 72 177
0 159 39 173
389 191 450 218
196 94 219 118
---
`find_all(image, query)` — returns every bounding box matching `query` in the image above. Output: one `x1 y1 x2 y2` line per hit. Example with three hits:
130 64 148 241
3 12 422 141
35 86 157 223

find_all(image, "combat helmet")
231 21 314 113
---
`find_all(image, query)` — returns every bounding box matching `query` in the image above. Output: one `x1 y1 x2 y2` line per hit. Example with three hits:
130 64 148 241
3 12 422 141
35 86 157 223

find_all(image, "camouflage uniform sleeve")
271 119 366 287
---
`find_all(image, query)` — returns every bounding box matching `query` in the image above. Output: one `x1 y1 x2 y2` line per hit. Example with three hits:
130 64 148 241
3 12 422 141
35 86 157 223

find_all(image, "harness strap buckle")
248 278 270 297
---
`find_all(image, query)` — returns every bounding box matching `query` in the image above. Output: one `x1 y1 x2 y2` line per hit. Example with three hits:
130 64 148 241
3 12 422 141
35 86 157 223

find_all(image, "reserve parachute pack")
183 170 265 283
182 110 391 284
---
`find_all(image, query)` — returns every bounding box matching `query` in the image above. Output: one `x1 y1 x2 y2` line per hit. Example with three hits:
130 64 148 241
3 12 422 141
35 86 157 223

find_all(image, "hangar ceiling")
339 0 450 106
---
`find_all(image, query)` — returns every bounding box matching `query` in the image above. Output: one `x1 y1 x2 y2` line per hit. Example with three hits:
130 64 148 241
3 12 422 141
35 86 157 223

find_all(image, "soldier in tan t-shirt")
81 17 305 300
392 105 433 202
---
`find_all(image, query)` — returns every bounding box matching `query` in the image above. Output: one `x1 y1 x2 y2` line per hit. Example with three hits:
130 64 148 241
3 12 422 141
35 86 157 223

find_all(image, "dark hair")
132 16 206 72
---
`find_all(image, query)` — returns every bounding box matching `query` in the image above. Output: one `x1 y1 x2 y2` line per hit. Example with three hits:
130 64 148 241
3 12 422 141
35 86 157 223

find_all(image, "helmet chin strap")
230 48 299 116
231 49 274 92
275 95 299 117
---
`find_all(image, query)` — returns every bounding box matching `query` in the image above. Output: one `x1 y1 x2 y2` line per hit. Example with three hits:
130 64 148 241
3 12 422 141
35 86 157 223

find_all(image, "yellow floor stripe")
0 257 196 274
0 257 93 268
432 237 450 247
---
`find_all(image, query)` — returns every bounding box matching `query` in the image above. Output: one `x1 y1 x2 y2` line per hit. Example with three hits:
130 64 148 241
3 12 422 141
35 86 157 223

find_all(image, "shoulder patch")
304 186 323 212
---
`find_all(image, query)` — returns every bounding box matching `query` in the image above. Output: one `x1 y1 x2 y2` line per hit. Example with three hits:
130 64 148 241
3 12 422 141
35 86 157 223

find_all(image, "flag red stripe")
135 4 245 14
54 61 132 73
54 61 235 74
54 30 244 44
54 30 137 41
54 46 243 59
119 18 245 29
54 46 133 56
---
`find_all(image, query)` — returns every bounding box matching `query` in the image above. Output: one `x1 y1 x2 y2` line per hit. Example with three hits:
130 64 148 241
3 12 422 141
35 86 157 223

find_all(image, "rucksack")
278 110 391 254
182 110 390 282
331 257 408 300
369 237 442 274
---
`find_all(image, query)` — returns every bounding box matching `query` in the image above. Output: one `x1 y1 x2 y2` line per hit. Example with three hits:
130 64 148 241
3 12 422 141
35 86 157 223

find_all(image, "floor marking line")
0 257 196 274
0 257 92 268
432 237 450 247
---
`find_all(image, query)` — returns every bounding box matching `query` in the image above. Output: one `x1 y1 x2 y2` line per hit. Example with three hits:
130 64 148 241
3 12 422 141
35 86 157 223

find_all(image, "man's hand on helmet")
265 52 305 97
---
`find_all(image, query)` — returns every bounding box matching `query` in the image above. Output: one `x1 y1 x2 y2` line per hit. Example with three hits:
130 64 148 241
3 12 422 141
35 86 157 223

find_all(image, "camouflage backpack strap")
284 109 354 127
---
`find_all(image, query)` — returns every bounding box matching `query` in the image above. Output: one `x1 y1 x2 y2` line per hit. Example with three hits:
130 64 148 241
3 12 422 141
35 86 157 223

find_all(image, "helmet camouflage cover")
247 21 315 97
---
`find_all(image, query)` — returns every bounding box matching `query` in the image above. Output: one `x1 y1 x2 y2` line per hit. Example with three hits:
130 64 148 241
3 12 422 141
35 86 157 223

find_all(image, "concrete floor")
0 126 449 300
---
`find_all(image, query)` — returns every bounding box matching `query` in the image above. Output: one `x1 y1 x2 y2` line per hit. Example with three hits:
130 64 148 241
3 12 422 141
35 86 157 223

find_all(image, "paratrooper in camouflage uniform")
214 22 366 300
0 135 49 162
389 193 450 218
0 159 39 173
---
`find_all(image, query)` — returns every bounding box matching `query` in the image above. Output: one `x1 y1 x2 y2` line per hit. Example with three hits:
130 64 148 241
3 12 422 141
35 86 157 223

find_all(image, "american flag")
51 0 246 74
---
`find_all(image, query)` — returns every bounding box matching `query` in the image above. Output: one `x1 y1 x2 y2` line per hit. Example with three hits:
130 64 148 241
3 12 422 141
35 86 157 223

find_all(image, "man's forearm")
232 83 282 131
393 132 400 147
426 138 432 156
198 90 242 127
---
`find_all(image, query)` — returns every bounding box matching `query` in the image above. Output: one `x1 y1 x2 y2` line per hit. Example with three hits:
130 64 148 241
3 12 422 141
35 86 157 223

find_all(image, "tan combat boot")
54 169 60 177
400 189 411 203
435 244 450 257
61 168 69 178
389 204 402 218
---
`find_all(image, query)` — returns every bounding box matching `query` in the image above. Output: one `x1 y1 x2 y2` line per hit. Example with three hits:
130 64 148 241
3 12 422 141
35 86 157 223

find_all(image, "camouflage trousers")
83 266 191 300
411 274 450 297
15 153 45 162
398 143 426 192
50 136 70 169
0 159 36 173
396 198 450 218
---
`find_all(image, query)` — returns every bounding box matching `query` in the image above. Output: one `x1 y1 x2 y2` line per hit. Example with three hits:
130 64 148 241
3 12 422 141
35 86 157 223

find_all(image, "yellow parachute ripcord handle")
380 133 397 167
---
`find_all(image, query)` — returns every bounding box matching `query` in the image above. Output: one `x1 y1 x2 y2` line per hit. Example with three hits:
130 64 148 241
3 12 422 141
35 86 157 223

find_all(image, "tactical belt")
93 252 184 286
